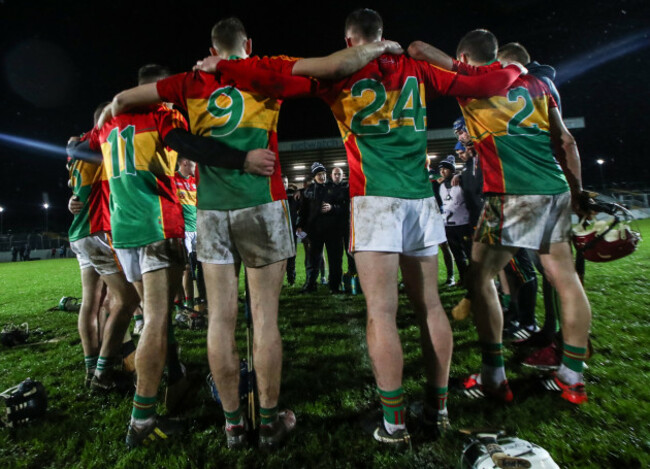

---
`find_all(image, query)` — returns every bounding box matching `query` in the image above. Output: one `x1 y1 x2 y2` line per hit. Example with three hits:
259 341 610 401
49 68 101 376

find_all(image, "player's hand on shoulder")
194 56 222 74
244 149 276 176
382 40 404 56
451 174 461 187
500 60 528 75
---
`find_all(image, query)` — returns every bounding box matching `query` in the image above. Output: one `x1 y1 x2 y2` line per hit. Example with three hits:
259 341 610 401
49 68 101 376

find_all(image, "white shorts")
350 196 446 256
184 231 197 255
197 200 295 268
115 238 186 283
70 232 121 276
475 192 572 252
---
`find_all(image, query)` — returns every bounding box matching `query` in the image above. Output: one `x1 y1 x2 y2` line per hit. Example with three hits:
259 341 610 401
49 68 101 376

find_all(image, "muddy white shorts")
197 200 295 267
70 232 121 276
115 238 186 283
350 196 446 256
474 192 572 252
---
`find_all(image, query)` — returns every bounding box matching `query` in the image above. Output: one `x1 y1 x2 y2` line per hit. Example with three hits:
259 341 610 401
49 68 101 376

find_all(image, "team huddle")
65 8 593 451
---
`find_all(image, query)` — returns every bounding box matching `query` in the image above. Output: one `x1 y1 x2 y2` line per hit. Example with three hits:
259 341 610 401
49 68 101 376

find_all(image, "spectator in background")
438 155 472 286
283 175 299 286
429 163 456 287
330 167 356 285
296 162 344 294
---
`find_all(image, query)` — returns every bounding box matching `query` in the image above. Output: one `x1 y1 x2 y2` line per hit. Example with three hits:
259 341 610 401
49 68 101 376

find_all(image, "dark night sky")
1 0 649 233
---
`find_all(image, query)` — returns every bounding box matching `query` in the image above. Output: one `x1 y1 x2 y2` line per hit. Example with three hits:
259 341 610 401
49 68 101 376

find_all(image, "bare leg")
539 242 591 349
182 266 194 305
355 251 402 390
100 273 140 359
468 243 519 345
400 254 453 389
204 262 241 413
134 266 182 398
246 260 286 409
78 267 102 359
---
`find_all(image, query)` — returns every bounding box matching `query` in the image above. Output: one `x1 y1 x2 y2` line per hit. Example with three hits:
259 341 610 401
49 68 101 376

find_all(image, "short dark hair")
137 64 170 85
498 42 531 66
211 17 247 51
456 29 498 63
345 8 383 40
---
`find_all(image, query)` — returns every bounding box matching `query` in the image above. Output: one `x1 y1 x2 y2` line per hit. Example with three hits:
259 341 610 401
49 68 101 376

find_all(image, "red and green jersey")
89 105 186 248
173 171 197 232
219 55 459 199
315 55 464 199
215 54 521 200
456 61 569 195
156 56 299 211
68 129 111 242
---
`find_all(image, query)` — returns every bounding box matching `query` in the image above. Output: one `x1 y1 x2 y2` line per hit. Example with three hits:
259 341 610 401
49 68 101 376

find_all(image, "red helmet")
572 203 641 262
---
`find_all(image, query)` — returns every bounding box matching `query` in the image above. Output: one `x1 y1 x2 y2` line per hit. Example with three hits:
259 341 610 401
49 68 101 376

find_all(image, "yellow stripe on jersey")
464 94 551 143
101 130 177 178
186 92 281 137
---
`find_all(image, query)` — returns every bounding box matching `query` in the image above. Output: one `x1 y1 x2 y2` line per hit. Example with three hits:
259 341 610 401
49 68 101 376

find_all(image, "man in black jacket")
296 162 344 293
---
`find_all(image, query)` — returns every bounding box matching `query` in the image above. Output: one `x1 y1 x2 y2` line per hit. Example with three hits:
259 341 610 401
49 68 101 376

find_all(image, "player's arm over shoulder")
98 83 162 128
292 41 403 80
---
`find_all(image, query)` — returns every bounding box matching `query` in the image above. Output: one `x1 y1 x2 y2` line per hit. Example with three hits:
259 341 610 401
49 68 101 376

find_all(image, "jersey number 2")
106 126 136 178
507 87 541 136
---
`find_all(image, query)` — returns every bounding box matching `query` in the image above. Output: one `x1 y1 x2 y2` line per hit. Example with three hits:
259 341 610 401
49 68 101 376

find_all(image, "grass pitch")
0 219 648 468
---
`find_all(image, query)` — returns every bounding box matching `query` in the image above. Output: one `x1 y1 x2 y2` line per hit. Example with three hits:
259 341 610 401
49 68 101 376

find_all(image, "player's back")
458 73 569 195
157 67 288 211
91 104 185 248
68 128 111 241
68 151 110 242
320 54 456 200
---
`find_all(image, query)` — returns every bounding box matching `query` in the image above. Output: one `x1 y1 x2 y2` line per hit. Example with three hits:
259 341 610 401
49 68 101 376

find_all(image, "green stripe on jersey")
197 127 274 210
182 204 197 232
109 171 167 248
355 126 433 199
68 185 93 242
493 133 569 195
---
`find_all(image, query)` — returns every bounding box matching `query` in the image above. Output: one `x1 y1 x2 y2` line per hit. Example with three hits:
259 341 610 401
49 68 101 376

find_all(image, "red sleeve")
548 93 558 109
255 55 301 75
86 126 101 151
446 65 522 98
216 59 317 99
155 107 189 141
453 60 502 76
412 60 458 98
156 72 190 110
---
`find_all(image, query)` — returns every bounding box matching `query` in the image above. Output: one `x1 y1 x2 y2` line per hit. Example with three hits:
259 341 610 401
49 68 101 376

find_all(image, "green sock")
131 394 157 421
435 387 448 412
260 406 278 426
502 294 511 310
562 343 587 373
96 356 114 374
378 387 405 425
481 342 505 367
134 314 143 322
84 355 98 373
224 406 243 427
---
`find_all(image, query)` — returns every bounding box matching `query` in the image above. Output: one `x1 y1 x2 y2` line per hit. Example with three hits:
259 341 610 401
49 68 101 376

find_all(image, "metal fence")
0 232 69 253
